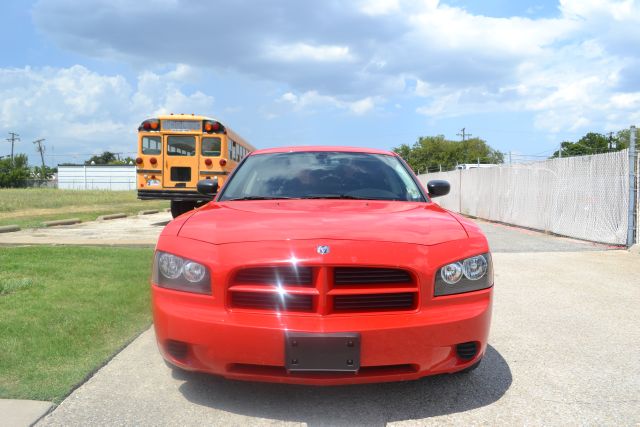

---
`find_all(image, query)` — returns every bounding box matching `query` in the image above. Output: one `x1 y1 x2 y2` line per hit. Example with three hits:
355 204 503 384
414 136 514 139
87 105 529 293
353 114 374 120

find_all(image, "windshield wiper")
224 196 298 201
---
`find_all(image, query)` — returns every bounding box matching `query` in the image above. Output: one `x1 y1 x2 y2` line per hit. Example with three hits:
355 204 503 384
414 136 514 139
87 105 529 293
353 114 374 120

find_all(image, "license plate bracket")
285 332 361 372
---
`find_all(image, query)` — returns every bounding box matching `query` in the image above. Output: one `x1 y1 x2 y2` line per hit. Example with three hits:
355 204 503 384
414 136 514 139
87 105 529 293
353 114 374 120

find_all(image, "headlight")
441 262 463 284
158 253 183 279
462 255 488 281
435 253 492 296
153 251 211 294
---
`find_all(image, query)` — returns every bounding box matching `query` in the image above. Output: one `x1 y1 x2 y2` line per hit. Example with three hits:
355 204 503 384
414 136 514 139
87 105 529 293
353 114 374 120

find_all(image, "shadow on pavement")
176 345 511 426
152 220 171 227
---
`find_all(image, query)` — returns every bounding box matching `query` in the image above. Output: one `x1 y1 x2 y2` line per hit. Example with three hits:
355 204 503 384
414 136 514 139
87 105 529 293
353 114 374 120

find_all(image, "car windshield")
219 151 426 202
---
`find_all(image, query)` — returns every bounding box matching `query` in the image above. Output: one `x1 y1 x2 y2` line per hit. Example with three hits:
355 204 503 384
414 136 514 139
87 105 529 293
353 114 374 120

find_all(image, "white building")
57 165 136 190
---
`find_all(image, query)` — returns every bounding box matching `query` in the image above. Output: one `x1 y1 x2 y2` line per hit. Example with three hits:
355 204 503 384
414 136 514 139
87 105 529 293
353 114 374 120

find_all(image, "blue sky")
1 0 639 166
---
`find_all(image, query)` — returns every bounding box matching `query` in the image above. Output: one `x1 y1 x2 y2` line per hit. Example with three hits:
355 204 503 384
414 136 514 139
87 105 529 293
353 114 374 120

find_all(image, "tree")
85 152 135 165
393 135 503 173
85 151 118 165
31 165 55 180
551 131 630 158
0 154 31 188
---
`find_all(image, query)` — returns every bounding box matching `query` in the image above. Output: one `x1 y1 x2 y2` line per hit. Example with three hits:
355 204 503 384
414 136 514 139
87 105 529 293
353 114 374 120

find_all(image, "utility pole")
32 138 46 171
6 132 20 162
457 127 472 141
607 132 616 151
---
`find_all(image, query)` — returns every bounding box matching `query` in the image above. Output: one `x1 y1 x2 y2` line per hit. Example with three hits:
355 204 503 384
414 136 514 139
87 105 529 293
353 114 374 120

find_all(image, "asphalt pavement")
33 216 639 426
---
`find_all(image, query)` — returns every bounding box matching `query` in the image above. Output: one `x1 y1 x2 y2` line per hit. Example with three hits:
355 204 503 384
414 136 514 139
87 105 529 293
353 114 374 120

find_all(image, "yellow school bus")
136 114 255 217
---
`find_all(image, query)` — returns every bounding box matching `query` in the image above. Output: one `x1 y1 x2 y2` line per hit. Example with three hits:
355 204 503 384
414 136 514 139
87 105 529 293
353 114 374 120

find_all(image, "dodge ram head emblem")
317 245 330 255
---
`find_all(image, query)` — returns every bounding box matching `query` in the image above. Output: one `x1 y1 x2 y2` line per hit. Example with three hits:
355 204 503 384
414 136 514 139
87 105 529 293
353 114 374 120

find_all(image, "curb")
42 218 81 227
96 213 127 221
138 209 159 215
0 225 20 233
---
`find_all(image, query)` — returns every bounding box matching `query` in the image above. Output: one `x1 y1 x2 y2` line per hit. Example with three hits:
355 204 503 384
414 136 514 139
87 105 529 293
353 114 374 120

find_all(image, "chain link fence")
419 149 630 245
636 150 640 244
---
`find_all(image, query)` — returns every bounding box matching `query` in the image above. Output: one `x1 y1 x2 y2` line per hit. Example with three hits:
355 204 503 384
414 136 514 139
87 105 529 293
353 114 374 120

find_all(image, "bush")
0 155 31 188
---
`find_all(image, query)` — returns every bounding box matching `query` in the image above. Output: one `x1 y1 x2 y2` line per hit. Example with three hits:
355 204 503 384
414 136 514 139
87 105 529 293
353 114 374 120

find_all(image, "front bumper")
153 286 491 384
138 189 213 201
152 236 492 384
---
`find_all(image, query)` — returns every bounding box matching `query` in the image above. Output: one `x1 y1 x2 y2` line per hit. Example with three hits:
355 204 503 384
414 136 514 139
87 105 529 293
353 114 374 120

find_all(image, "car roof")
251 146 397 156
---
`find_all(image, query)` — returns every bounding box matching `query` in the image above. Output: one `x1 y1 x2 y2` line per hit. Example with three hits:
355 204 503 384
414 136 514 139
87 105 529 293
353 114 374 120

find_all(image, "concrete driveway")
37 220 640 426
0 212 171 247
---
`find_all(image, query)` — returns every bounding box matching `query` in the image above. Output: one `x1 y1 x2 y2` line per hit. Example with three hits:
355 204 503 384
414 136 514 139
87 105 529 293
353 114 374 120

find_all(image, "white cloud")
279 90 378 115
357 0 400 16
280 92 298 103
348 97 375 115
0 65 214 161
266 42 354 63
28 0 640 131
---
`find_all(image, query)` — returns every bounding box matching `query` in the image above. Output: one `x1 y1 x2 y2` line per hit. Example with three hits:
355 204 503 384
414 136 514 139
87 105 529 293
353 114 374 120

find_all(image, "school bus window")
142 136 161 155
168 135 196 156
202 137 221 156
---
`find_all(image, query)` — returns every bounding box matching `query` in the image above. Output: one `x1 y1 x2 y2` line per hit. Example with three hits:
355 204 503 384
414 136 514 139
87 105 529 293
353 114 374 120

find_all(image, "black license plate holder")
285 332 361 372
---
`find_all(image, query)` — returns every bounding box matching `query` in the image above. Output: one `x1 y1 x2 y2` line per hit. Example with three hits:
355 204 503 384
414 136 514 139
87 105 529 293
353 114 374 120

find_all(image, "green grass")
0 246 154 403
0 188 168 228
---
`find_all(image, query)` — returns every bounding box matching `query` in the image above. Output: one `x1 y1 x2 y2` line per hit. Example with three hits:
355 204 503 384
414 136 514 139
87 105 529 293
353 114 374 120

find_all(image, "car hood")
177 200 468 245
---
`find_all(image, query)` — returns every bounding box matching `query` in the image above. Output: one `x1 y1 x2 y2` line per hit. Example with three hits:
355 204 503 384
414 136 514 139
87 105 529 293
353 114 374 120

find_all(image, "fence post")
458 168 462 213
627 125 637 247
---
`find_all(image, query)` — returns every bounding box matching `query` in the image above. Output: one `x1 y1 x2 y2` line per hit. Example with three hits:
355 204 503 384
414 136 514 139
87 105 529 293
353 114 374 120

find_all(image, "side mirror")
426 180 450 198
197 178 219 196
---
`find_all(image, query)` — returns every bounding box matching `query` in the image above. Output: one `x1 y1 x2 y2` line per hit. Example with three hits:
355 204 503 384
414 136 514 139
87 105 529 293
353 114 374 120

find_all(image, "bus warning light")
140 119 160 131
150 157 158 165
136 157 143 165
205 159 213 166
219 159 227 166
204 120 221 133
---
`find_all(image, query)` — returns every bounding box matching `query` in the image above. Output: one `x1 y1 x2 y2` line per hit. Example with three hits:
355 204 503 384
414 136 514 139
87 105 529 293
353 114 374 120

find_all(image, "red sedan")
152 146 493 385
